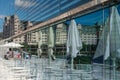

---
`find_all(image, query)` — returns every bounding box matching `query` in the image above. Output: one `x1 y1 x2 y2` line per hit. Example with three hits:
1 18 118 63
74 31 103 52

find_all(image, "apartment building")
78 24 99 45
41 28 48 44
56 23 67 44
55 23 99 45
3 16 11 38
26 32 39 45
3 14 99 46
3 15 38 45
3 15 25 43
40 22 99 45
40 23 67 45
21 21 39 45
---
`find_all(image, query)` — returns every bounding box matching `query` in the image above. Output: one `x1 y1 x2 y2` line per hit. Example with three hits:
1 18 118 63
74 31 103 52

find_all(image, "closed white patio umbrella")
67 19 82 69
37 30 43 57
93 6 120 80
48 26 55 65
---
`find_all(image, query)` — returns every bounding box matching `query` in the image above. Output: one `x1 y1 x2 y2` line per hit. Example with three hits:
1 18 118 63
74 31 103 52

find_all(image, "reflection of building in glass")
3 15 100 46
41 28 48 44
3 15 14 38
3 15 25 43
26 32 39 45
41 23 67 45
56 23 67 44
78 24 100 45
22 21 38 45
40 23 100 46
3 15 38 45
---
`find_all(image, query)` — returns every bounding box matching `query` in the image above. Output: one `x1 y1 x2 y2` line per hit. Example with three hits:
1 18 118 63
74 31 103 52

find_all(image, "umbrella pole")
48 47 52 66
113 58 116 80
71 57 74 70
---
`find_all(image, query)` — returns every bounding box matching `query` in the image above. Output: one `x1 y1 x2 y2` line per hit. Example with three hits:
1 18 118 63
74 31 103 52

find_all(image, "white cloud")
0 15 5 19
15 0 36 8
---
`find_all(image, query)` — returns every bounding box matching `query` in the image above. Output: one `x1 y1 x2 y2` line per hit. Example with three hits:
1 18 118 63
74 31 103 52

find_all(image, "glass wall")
1 0 120 80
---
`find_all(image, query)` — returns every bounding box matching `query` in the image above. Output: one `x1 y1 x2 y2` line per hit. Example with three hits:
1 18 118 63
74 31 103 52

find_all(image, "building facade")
39 23 99 46
3 15 100 46
40 23 67 45
41 28 48 44
78 24 99 45
3 15 39 45
21 21 39 45
3 15 25 43
3 16 12 39
56 23 67 44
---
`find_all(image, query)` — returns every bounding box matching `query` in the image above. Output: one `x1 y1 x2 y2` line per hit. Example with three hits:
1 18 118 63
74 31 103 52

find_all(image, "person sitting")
4 52 9 60
8 48 14 58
